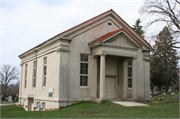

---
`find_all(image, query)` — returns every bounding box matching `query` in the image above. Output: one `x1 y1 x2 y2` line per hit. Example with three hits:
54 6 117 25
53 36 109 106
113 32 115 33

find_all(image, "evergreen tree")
132 18 145 37
151 26 179 93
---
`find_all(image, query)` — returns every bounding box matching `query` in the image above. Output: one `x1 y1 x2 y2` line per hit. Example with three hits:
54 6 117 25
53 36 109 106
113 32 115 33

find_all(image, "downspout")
33 50 37 111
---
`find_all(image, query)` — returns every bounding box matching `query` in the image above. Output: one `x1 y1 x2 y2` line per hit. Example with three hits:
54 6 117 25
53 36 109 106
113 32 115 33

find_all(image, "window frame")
32 61 37 88
79 54 89 87
24 64 28 89
127 59 132 89
43 57 47 87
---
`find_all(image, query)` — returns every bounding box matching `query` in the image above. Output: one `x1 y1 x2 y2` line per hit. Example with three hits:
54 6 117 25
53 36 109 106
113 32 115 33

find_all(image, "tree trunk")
4 85 7 102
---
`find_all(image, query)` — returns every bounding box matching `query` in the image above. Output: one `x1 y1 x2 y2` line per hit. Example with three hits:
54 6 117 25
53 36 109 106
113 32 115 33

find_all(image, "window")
49 92 52 97
24 64 27 88
108 22 112 25
128 59 132 88
33 61 37 88
43 57 47 87
80 54 88 86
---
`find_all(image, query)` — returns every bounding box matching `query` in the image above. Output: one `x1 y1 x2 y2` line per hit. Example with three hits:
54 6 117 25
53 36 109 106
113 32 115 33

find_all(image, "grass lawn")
1 91 179 118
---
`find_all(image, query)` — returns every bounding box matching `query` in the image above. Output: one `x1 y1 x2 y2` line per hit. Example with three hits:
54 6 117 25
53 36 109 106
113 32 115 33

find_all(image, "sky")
0 0 174 83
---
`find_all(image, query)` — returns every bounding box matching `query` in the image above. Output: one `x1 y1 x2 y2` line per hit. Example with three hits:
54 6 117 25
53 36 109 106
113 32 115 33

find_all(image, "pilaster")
91 56 97 100
56 38 71 104
19 63 23 104
144 59 150 101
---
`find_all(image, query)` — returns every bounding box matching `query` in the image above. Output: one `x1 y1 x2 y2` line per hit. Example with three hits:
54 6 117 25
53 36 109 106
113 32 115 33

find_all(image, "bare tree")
10 81 19 96
0 65 19 101
140 0 180 35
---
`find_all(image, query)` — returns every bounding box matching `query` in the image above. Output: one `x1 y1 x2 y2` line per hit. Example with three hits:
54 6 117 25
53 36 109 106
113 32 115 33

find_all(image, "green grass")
1 91 179 118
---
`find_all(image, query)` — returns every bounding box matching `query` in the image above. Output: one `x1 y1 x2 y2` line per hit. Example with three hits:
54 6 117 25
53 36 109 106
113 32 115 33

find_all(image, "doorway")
97 56 123 99
106 76 116 98
105 57 117 99
28 98 34 111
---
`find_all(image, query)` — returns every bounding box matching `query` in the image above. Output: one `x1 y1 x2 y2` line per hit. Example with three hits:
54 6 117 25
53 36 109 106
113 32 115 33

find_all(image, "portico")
90 42 139 102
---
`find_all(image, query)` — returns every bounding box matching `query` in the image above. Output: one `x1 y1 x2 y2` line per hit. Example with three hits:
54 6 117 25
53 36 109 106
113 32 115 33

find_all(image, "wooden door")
105 57 117 99
106 76 116 98
28 98 34 111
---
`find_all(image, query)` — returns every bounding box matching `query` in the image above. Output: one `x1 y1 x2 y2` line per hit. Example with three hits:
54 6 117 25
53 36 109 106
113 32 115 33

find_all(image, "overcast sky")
0 0 169 84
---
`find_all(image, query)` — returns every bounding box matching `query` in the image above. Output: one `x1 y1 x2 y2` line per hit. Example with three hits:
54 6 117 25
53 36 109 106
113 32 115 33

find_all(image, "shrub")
174 85 179 91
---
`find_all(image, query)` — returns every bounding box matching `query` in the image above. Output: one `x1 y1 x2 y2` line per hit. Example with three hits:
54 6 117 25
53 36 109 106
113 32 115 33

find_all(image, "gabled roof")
19 9 151 58
88 27 143 47
58 9 113 36
58 9 151 47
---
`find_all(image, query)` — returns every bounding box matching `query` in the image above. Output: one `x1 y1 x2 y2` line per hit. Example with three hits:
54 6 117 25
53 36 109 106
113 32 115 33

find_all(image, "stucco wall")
67 19 119 100
19 40 61 110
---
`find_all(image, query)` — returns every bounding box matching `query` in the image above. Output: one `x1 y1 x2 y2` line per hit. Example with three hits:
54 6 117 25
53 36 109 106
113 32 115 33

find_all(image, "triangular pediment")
89 28 142 49
106 33 137 48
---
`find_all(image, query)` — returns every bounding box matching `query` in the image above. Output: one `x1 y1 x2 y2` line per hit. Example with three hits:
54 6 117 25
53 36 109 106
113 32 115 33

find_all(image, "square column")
100 54 106 100
132 57 137 99
123 59 128 99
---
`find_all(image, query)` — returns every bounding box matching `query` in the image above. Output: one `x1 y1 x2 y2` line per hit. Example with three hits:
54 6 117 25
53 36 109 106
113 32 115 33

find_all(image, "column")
132 57 137 99
123 59 128 99
91 56 97 100
100 54 105 100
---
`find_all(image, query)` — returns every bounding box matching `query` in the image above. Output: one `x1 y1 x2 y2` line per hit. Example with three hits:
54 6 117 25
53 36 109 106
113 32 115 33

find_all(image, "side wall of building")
19 40 61 110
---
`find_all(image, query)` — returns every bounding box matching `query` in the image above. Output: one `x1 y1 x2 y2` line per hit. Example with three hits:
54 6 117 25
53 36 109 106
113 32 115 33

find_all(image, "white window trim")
24 64 27 89
43 57 47 88
79 54 89 88
127 59 132 89
32 61 36 88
